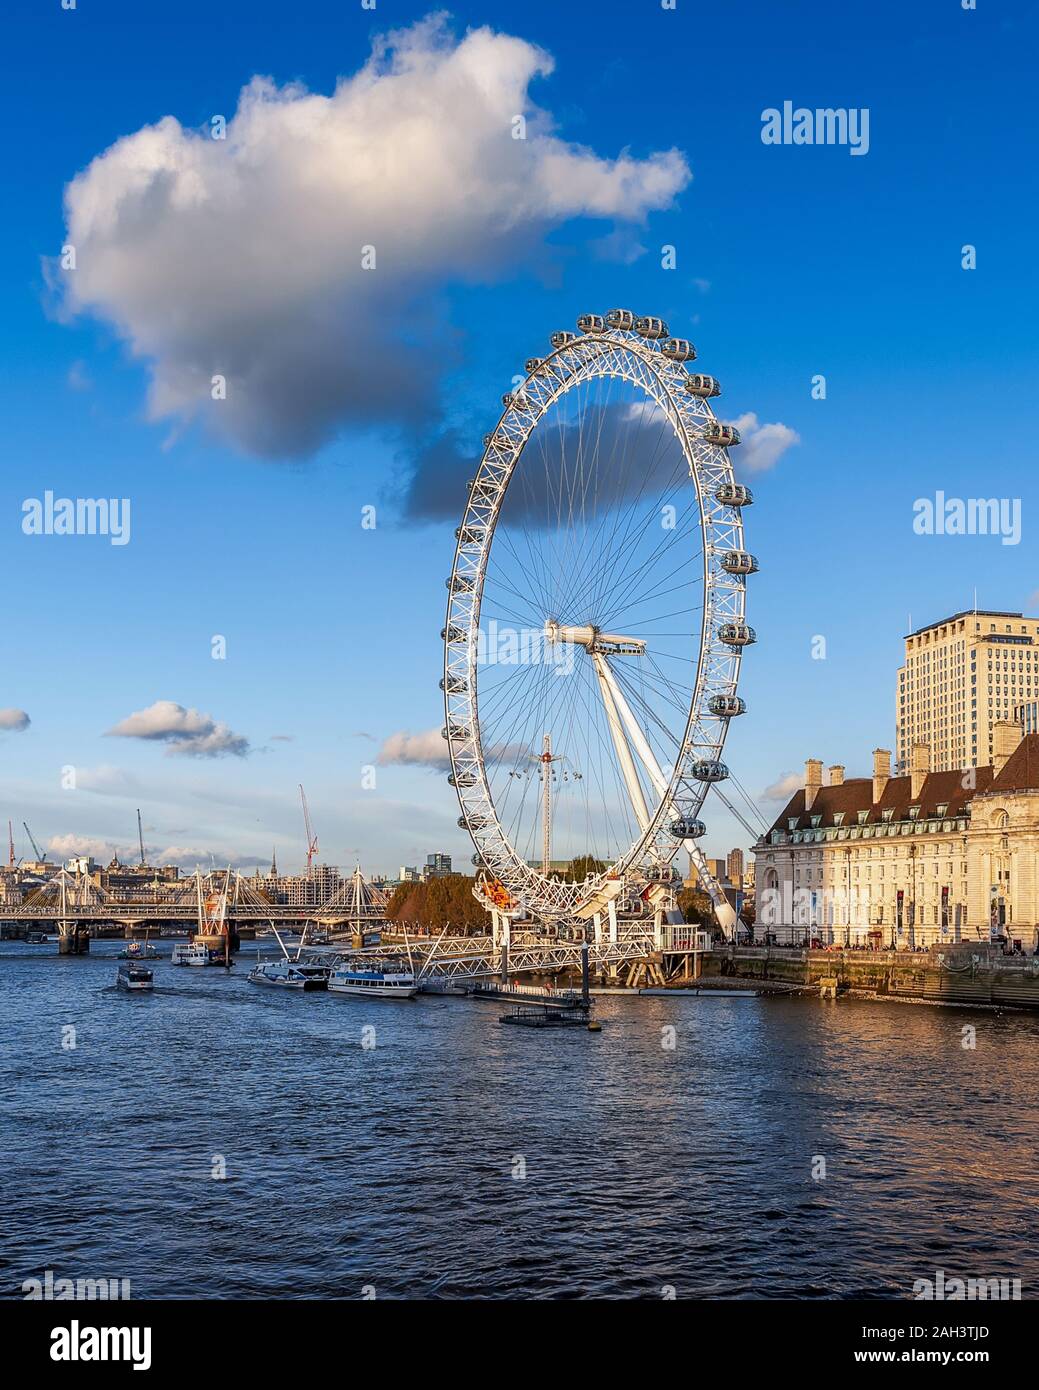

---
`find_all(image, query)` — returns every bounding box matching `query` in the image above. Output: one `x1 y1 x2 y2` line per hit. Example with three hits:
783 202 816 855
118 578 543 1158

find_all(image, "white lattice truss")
442 322 750 925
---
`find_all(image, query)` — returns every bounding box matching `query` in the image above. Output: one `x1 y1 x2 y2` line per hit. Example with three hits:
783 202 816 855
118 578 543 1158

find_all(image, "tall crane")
23 822 47 862
136 809 146 867
299 785 318 878
7 820 14 868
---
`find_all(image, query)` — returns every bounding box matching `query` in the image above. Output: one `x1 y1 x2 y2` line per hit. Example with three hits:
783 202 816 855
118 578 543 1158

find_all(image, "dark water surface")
3 940 1037 1299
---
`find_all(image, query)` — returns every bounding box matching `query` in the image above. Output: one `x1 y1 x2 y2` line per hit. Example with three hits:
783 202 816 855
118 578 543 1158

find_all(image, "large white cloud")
377 727 451 772
58 14 689 458
107 700 249 758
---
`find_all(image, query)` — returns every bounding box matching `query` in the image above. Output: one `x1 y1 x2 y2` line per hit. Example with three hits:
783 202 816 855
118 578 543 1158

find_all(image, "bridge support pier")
58 920 90 955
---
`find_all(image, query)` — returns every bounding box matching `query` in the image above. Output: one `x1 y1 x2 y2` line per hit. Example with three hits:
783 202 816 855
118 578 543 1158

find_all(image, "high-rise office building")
726 848 745 883
897 610 1039 773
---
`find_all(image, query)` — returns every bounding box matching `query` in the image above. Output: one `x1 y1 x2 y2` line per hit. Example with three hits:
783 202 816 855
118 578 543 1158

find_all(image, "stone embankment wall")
703 944 1039 1009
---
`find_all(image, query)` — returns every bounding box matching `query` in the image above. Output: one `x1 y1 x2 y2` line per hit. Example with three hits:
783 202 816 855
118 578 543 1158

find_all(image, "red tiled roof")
989 733 1039 793
769 767 994 834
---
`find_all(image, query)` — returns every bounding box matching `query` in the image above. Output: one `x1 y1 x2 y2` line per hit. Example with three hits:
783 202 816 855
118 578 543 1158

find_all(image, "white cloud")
728 412 800 474
75 764 141 796
761 772 801 803
47 833 117 861
377 727 451 772
0 708 30 732
58 15 689 458
107 700 249 758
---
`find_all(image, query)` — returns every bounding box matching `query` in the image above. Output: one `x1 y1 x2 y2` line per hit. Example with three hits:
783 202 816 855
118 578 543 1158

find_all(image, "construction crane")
136 809 146 867
299 784 318 878
7 820 14 868
23 822 47 862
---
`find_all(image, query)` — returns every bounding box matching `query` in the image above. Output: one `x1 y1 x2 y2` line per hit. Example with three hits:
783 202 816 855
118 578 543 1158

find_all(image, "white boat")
171 942 211 966
328 961 417 999
116 962 154 992
248 959 329 990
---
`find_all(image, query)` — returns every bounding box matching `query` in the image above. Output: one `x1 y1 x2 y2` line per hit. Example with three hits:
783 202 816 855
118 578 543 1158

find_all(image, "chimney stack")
910 741 930 801
872 748 891 805
992 720 1023 776
829 764 845 787
804 759 823 811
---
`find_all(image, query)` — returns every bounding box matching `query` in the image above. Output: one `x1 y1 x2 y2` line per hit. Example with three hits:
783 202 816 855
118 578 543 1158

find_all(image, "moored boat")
171 942 212 966
116 962 154 992
328 960 417 999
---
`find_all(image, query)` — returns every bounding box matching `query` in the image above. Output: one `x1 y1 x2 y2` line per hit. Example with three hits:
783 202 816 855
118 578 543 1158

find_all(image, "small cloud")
728 412 800 474
761 772 801 803
107 700 250 758
692 277 710 293
588 228 647 264
0 708 30 732
75 764 141 797
376 728 450 772
269 734 294 742
67 359 92 391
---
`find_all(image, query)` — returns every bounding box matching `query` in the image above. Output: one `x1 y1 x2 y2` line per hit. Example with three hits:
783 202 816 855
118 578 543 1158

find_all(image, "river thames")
3 940 1037 1300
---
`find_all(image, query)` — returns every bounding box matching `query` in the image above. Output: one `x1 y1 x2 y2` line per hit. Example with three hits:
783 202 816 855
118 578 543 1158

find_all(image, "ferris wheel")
441 309 756 928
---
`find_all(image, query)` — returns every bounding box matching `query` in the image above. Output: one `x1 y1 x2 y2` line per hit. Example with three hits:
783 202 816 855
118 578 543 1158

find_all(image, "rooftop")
904 609 1022 641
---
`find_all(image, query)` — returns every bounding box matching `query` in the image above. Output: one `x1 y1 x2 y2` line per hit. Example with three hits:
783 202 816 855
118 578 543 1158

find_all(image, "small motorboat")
118 941 158 960
116 962 154 992
25 932 48 945
328 960 417 1000
248 959 329 990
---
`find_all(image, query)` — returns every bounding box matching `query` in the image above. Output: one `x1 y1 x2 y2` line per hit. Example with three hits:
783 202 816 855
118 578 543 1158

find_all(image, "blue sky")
1 0 1036 875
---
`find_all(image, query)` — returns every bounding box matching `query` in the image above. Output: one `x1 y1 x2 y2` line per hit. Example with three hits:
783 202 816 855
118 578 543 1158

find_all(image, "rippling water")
3 939 1038 1300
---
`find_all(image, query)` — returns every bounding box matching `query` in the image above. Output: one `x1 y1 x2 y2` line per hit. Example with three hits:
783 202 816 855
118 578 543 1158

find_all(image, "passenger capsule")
459 814 489 830
661 338 697 362
441 625 466 644
442 722 472 741
708 694 747 717
721 550 759 575
685 374 721 398
670 816 707 839
447 573 475 592
714 483 753 507
502 392 527 409
525 358 544 375
635 316 669 340
455 525 484 547
691 760 730 783
471 853 486 867
550 331 577 349
440 675 467 694
703 421 741 447
606 308 636 331
718 621 756 648
448 772 477 788
577 313 605 333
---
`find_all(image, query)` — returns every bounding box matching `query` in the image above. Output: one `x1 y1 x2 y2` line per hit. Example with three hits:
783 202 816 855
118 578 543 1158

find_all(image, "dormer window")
882 808 894 822
787 818 798 832
909 806 920 819
833 813 845 827
936 803 948 818
857 810 869 825
810 815 822 828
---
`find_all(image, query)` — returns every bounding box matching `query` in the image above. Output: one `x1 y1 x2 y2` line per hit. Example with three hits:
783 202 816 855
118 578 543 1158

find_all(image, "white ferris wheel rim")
442 317 751 921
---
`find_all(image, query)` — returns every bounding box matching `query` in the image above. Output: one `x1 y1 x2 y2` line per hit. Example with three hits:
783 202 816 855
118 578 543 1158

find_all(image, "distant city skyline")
2 1 1036 876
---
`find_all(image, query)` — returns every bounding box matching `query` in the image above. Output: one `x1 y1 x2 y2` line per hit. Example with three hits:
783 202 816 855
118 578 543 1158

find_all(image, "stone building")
754 722 1039 950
